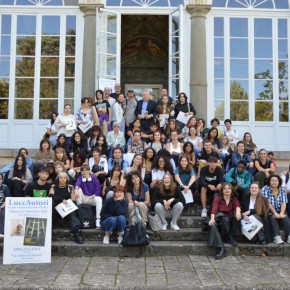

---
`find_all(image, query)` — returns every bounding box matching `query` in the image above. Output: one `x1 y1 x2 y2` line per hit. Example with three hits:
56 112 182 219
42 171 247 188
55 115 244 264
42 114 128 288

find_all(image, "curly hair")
152 156 173 175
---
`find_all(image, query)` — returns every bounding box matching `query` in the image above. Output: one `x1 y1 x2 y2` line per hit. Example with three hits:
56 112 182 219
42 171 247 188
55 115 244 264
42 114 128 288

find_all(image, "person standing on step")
208 182 241 259
74 164 102 229
152 173 185 231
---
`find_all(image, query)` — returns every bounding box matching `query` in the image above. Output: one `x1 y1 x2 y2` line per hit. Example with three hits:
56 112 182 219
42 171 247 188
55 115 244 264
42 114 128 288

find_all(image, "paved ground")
1 255 290 289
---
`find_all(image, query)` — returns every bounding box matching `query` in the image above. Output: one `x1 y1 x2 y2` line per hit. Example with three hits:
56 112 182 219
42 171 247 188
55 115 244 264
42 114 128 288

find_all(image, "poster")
3 197 52 264
98 78 115 92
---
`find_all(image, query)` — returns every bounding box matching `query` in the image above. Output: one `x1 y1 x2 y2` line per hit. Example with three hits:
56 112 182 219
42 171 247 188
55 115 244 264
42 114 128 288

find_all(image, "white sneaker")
162 223 168 231
0 234 4 238
287 235 290 244
118 234 123 245
103 235 110 245
170 222 180 231
201 208 207 218
96 219 101 229
273 235 284 245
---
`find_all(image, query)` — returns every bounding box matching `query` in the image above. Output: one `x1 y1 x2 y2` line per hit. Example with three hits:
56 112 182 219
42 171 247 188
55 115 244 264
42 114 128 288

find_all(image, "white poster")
3 197 52 264
99 78 115 92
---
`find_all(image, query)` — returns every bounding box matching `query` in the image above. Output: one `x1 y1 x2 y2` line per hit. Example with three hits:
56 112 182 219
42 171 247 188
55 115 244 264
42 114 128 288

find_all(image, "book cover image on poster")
10 218 25 237
24 217 47 247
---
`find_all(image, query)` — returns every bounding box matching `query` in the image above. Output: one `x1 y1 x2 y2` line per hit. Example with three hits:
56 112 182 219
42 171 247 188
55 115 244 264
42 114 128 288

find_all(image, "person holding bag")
152 173 185 231
208 182 241 260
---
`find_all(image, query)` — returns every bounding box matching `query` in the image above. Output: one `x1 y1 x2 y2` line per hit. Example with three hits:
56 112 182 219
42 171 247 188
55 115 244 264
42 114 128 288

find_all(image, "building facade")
0 0 289 151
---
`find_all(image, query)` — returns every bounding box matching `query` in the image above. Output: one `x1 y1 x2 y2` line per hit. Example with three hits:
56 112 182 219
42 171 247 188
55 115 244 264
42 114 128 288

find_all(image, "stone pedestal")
186 0 212 120
79 0 104 98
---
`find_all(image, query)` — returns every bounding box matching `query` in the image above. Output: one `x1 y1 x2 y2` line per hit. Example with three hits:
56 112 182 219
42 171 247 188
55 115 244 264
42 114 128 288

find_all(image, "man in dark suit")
134 90 157 131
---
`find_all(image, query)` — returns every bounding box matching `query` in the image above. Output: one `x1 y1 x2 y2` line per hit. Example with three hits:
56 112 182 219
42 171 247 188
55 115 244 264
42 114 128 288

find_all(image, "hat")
127 87 134 92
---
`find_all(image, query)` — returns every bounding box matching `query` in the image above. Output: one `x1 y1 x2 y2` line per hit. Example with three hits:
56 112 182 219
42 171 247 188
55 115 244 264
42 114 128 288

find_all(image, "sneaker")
201 208 207 218
118 234 123 245
96 219 101 229
73 229 84 244
103 235 110 245
170 222 180 231
287 235 290 244
162 223 168 231
0 234 4 238
273 235 284 245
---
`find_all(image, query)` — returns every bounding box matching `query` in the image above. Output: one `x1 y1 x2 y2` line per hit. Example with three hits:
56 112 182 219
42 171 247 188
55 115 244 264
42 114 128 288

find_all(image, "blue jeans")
101 215 126 233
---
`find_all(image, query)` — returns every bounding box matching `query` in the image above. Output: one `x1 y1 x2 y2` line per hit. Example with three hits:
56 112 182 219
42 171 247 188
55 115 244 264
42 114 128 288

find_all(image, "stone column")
186 0 212 119
79 0 104 98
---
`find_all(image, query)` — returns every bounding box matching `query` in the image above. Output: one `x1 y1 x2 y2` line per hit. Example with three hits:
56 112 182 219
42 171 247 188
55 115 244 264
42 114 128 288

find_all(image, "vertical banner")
3 197 52 264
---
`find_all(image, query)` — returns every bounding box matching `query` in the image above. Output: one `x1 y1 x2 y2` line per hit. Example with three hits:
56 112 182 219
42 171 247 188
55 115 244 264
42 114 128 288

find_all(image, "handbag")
147 211 162 232
121 207 149 247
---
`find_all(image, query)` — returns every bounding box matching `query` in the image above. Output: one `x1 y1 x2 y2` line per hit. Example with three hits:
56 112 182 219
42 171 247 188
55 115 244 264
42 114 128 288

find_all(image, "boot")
73 228 84 244
215 247 226 260
227 236 237 246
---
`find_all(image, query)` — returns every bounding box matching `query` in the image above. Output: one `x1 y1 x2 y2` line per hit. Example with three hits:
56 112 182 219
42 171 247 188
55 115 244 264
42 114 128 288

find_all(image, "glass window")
214 58 224 78
106 0 183 6
212 0 289 9
230 101 249 121
230 59 248 79
17 16 36 35
1 15 11 34
0 56 10 76
15 0 63 5
254 19 272 38
278 19 287 38
230 19 248 37
214 18 224 37
214 79 224 99
66 16 76 34
254 39 272 59
254 60 273 79
255 80 273 100
16 36 36 56
230 80 249 100
230 39 248 58
255 102 273 121
42 16 60 35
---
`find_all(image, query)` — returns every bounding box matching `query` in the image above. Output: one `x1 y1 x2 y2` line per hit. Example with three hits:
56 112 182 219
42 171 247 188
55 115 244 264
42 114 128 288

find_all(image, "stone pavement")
1 255 290 289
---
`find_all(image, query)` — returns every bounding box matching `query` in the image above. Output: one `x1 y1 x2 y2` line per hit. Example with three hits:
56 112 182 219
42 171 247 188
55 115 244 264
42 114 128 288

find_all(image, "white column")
186 0 212 119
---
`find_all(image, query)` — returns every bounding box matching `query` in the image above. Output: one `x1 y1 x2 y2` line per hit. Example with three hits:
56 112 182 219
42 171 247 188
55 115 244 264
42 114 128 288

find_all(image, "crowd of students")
0 85 289 260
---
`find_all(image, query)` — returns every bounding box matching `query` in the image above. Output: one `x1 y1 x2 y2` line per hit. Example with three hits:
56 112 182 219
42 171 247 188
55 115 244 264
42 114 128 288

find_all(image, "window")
106 0 183 7
0 0 64 5
212 0 289 9
212 16 289 123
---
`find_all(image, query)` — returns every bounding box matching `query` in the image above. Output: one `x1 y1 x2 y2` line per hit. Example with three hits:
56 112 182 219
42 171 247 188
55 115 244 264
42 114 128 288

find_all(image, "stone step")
52 228 208 242
47 240 289 257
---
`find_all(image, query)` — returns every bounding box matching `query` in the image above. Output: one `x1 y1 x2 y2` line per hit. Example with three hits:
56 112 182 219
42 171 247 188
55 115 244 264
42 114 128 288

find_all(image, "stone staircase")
49 206 290 257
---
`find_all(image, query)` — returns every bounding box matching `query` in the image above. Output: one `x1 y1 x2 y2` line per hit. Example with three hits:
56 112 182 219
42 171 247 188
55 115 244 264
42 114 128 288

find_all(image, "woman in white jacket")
112 93 126 133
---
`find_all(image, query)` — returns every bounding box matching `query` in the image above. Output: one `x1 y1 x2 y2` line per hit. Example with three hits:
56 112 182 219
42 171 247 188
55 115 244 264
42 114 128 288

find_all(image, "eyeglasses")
128 90 133 93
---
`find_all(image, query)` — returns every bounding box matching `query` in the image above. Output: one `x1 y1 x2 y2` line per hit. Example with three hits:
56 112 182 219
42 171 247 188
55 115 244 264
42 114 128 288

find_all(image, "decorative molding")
186 1 212 15
79 0 104 14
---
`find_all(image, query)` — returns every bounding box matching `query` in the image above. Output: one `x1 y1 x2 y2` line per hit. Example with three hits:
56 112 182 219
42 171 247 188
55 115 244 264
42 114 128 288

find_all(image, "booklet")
241 215 263 240
55 199 78 218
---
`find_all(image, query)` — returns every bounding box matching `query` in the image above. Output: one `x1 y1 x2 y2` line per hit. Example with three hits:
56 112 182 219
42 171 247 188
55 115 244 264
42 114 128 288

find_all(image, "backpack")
77 204 95 229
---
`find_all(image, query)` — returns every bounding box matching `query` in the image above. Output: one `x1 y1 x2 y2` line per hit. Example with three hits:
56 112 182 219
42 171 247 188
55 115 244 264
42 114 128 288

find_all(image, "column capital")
186 0 212 16
79 0 104 15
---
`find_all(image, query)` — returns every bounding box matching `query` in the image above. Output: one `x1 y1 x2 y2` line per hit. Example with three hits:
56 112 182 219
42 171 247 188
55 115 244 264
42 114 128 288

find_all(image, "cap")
127 87 134 92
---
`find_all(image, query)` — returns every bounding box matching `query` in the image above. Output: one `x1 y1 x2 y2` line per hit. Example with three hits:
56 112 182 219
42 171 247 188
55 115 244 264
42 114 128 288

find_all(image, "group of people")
0 84 289 258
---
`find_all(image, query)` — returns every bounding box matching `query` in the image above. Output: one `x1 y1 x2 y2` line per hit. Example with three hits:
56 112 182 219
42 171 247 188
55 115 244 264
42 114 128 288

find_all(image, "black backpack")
77 204 95 229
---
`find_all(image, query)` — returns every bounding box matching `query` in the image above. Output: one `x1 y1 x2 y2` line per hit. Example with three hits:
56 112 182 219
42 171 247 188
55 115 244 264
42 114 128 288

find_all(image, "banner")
3 197 52 264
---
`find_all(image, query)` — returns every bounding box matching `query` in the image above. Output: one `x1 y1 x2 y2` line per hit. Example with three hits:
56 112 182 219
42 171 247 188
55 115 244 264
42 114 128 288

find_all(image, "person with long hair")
151 156 174 188
100 185 128 245
241 182 270 244
231 141 253 172
76 97 95 137
261 174 290 245
207 127 222 154
75 164 102 229
165 130 183 166
182 142 196 168
219 134 234 167
254 149 276 188
96 135 109 158
7 154 32 197
53 133 68 154
46 112 58 147
69 131 88 159
102 165 126 199
54 103 77 148
125 154 146 180
49 172 84 244
112 93 126 132
163 119 180 142
88 148 108 185
54 147 70 170
147 130 164 154
126 170 150 222
243 132 257 155
197 118 209 139
208 182 241 259
175 155 196 193
87 125 102 151
127 118 141 140
0 173 10 237
156 95 173 130
184 126 202 155
142 148 156 185
152 173 185 231
174 92 196 133
68 149 88 179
